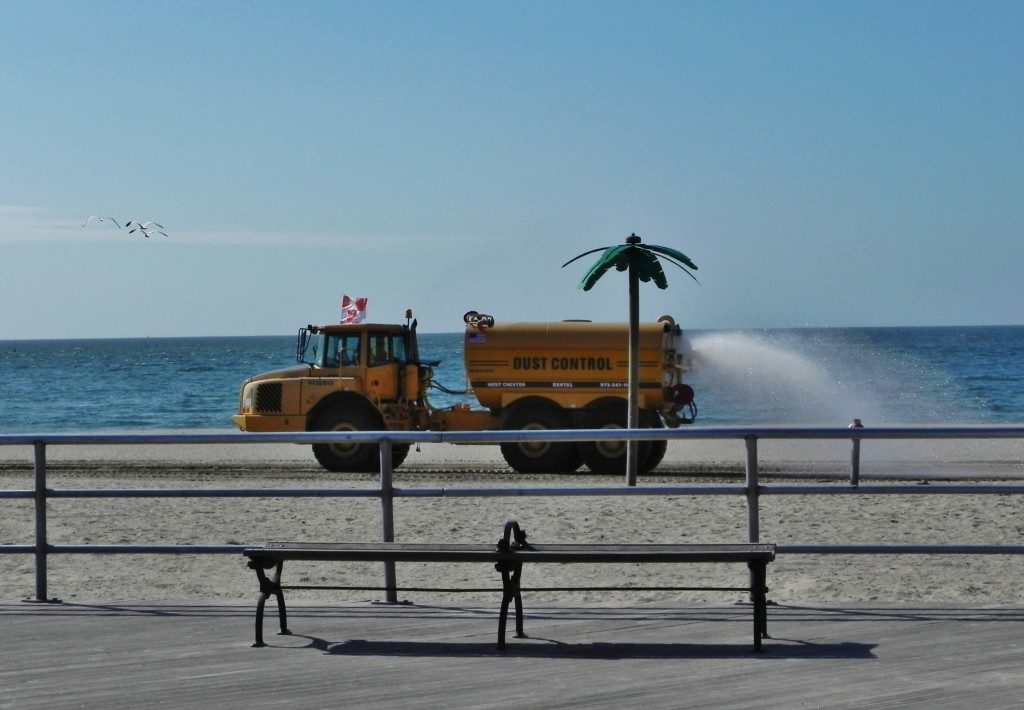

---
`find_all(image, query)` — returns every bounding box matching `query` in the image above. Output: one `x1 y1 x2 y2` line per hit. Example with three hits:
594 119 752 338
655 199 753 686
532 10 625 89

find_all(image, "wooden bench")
243 521 776 651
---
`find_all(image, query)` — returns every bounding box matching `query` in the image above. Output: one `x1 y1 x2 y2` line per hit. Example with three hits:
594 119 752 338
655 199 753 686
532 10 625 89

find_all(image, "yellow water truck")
232 310 697 474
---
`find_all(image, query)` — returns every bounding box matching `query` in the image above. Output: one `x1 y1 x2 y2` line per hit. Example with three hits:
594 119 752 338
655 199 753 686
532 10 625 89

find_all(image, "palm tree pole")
626 242 641 483
563 233 698 486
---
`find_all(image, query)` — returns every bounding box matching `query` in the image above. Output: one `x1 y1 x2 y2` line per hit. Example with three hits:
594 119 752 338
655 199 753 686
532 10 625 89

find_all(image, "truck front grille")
255 383 283 413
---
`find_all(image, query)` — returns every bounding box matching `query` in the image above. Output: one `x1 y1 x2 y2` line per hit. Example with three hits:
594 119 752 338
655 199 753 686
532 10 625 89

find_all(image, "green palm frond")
564 235 700 291
561 246 613 269
579 245 631 291
648 251 700 284
643 244 698 271
633 248 669 289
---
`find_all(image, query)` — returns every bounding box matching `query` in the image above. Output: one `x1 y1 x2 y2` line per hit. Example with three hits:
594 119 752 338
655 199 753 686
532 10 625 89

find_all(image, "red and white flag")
340 295 368 323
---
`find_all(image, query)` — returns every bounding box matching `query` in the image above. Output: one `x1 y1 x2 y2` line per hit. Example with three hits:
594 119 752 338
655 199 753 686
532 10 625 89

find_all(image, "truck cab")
296 324 415 404
233 321 429 471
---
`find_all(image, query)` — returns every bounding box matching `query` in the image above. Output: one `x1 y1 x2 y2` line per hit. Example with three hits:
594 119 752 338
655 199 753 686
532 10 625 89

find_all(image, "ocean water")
0 327 1021 433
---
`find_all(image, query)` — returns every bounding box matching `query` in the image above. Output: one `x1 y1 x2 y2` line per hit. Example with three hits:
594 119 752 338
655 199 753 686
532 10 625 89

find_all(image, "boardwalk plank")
2 602 1024 708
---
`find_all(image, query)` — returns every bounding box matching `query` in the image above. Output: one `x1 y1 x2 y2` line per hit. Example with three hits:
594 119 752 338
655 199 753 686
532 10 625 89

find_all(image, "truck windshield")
298 332 361 367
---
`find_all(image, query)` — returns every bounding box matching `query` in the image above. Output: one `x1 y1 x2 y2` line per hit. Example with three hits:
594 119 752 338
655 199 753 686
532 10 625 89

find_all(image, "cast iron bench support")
244 521 776 651
247 557 291 647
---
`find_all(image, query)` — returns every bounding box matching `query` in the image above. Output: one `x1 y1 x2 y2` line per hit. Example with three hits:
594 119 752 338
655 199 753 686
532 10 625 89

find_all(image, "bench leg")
748 560 769 652
251 560 290 648
512 563 525 639
497 562 525 649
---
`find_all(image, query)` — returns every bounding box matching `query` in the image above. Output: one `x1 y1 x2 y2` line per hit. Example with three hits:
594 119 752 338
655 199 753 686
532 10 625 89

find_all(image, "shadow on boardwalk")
2 602 1023 708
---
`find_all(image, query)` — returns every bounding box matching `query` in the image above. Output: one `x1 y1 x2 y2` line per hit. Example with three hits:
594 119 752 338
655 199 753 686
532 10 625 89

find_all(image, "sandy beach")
2 434 1023 605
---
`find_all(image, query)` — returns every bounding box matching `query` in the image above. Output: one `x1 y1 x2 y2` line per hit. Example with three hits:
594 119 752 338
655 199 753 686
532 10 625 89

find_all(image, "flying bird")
81 216 122 228
126 220 168 237
129 225 168 238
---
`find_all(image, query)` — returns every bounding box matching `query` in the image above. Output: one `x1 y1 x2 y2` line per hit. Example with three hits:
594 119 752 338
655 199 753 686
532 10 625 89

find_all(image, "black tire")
391 444 410 468
499 404 581 473
642 439 668 473
578 403 652 475
311 405 391 473
639 411 667 474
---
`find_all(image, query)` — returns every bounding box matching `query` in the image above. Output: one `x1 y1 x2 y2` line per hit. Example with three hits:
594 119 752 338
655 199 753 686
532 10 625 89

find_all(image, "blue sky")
2 1 1021 338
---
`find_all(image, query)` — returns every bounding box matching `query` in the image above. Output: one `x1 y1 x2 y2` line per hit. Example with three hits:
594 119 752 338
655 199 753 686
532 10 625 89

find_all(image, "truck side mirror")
296 328 310 363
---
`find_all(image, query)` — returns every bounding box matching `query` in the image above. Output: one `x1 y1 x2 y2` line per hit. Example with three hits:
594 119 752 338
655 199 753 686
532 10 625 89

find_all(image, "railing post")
849 419 863 488
744 436 760 544
744 436 763 604
29 442 53 603
379 439 398 603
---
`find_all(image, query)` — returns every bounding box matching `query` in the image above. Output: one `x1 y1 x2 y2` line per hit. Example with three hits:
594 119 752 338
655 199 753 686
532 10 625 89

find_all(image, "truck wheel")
579 404 652 475
391 445 410 469
642 439 668 473
500 405 581 473
640 412 668 474
311 406 385 473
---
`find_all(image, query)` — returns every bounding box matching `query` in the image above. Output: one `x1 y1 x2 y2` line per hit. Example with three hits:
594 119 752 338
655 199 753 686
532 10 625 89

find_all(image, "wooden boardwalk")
2 601 1023 708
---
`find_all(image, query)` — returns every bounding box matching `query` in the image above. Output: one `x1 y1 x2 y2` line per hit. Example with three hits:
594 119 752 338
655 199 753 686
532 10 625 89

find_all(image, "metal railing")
2 426 1023 603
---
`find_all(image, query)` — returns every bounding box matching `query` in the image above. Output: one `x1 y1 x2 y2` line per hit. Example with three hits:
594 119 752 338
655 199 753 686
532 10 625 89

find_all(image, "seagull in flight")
126 220 168 238
81 216 122 228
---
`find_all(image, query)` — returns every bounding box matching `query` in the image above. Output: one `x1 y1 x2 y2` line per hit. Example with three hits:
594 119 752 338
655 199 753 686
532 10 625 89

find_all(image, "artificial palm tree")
563 233 698 485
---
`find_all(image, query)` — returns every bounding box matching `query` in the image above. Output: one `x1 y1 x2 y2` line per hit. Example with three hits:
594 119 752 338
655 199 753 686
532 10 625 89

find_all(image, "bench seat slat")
244 542 776 564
